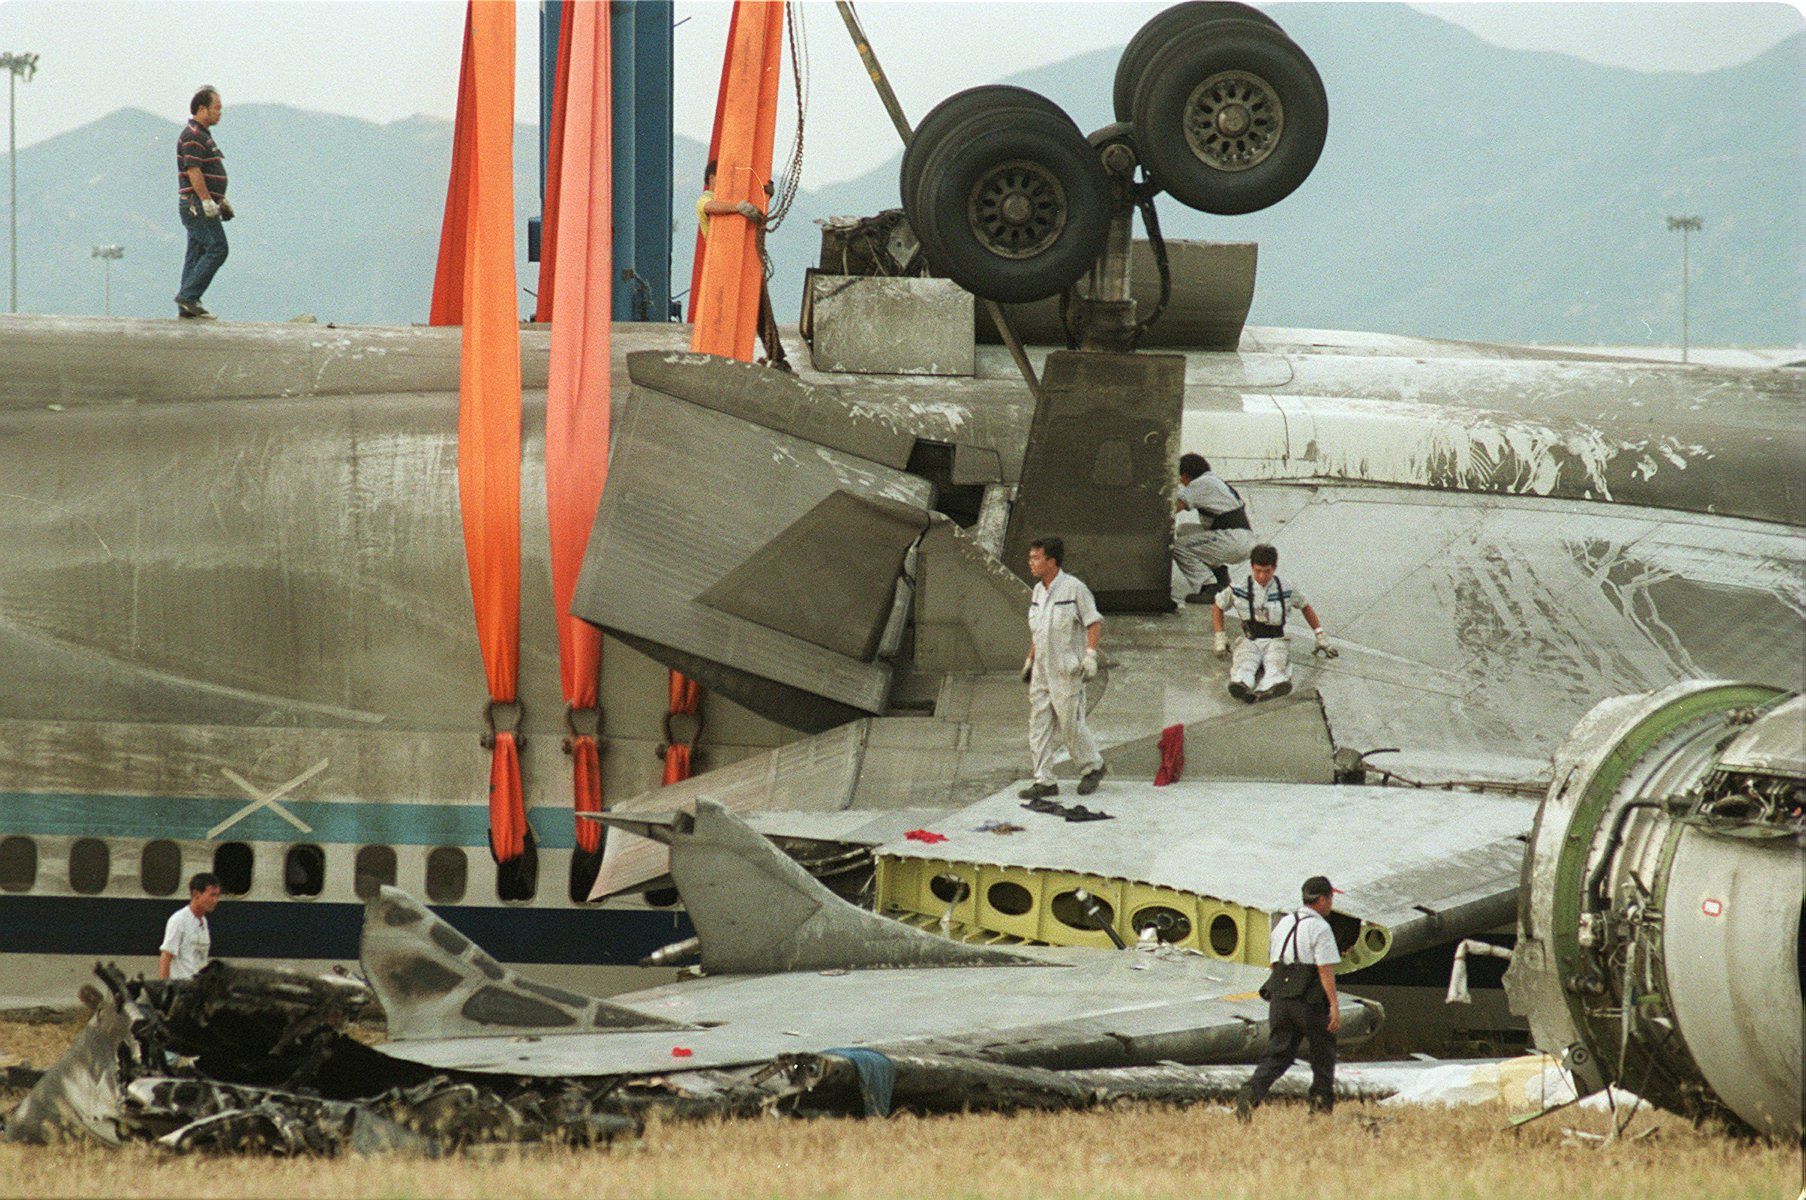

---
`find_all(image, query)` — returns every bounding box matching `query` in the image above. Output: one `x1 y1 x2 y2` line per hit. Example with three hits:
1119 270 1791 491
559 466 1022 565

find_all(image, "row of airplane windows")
0 836 482 904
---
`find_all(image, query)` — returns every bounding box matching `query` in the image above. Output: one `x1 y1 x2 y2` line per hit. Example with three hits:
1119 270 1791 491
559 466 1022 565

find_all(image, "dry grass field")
3 1013 1798 1200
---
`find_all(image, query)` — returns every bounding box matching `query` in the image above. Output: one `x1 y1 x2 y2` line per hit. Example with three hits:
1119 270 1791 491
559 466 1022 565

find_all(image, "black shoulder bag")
1259 911 1316 1001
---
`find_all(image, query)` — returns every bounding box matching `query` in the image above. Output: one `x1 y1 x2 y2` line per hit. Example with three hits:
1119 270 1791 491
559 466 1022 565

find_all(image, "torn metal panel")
912 516 1032 673
697 490 928 660
4 1002 131 1145
572 385 934 727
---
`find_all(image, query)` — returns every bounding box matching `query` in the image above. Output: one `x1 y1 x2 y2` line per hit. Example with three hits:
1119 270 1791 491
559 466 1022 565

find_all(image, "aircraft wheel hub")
967 159 1068 260
1184 70 1283 172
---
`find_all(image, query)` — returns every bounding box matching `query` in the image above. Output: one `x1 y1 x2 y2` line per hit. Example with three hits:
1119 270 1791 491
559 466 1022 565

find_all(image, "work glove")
1313 629 1339 659
1020 656 1033 684
1082 648 1099 680
1212 630 1229 658
734 201 764 221
218 199 235 221
200 198 221 219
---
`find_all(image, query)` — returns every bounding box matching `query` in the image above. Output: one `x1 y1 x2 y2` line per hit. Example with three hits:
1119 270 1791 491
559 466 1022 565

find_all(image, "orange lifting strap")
666 0 786 784
543 1 612 854
429 3 478 327
448 0 527 864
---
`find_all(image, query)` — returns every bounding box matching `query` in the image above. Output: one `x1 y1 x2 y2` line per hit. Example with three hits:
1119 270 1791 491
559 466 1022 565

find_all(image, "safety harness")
1236 575 1292 641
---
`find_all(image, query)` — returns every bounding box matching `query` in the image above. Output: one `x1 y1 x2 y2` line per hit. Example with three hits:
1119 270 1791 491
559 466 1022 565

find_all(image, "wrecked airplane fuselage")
10 801 1386 1151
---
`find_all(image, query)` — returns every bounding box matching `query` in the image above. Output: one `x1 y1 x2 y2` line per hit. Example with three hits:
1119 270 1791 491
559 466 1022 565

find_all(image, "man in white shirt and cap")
159 872 222 980
1211 542 1337 702
1019 536 1107 800
1172 453 1254 604
1237 873 1344 1118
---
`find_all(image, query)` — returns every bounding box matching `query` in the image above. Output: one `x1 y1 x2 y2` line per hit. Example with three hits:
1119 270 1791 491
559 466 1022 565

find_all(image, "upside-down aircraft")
0 4 1798 1117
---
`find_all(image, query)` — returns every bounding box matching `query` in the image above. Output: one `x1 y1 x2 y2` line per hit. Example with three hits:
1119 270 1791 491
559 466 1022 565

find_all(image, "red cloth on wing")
1154 723 1185 786
543 0 612 852
429 4 477 326
453 0 525 863
905 829 949 844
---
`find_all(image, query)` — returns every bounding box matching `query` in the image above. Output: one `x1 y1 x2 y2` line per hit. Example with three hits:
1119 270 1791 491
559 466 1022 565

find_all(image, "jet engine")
1504 681 1803 1138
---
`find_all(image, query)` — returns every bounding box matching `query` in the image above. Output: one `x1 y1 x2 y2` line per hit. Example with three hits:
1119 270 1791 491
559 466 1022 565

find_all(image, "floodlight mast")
92 244 124 316
2 51 40 314
1666 214 1702 364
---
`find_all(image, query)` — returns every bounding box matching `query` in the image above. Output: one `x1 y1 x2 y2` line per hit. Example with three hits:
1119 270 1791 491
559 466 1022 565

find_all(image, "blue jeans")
177 202 229 304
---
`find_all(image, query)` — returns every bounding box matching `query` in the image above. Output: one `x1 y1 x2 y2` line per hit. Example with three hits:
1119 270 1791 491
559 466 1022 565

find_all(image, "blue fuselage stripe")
0 791 579 850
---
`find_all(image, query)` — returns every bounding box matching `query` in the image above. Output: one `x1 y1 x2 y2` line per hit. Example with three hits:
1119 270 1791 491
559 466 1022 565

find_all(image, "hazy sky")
1 1 1800 185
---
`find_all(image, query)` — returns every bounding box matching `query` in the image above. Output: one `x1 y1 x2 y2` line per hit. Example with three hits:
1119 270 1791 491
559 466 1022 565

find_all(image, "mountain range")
5 4 1800 346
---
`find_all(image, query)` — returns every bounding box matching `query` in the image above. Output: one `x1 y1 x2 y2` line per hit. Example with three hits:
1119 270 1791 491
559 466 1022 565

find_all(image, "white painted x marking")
207 758 329 838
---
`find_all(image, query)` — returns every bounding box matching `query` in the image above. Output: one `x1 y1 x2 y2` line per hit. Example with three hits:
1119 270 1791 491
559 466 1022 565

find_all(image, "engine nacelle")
1505 681 1803 1138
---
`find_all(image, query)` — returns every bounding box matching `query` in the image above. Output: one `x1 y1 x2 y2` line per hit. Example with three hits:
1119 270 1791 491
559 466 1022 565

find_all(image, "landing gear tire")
1112 1 1283 123
901 85 1068 219
1131 18 1327 216
913 107 1115 304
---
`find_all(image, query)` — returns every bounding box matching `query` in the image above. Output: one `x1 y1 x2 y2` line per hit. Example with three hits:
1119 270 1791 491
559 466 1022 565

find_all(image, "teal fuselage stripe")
0 791 579 849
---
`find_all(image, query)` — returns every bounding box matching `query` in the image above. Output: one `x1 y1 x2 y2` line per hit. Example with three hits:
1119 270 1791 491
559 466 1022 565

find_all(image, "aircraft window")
69 838 110 895
140 840 182 896
643 886 679 908
213 842 254 895
1131 905 1192 944
928 874 971 904
1208 913 1240 957
425 847 467 904
284 844 326 898
1051 889 1115 933
985 881 1034 917
496 842 537 903
354 845 398 901
0 836 36 892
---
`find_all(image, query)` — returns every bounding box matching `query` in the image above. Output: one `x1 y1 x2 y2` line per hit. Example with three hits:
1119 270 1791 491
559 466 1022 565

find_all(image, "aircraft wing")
365 802 1381 1078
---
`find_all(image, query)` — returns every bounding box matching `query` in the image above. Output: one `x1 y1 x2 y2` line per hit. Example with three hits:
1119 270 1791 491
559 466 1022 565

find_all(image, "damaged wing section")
571 355 935 732
659 799 1041 974
361 888 695 1040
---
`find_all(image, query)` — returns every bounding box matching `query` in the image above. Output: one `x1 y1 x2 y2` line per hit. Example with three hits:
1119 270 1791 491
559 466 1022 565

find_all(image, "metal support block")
810 275 975 377
1003 350 1186 612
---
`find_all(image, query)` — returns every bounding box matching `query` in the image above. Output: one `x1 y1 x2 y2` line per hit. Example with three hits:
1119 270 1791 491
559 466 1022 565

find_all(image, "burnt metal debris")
2 963 636 1155
5 961 1394 1155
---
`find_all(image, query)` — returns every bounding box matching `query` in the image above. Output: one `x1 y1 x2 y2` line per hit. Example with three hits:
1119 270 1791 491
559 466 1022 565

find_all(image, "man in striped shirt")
175 86 231 319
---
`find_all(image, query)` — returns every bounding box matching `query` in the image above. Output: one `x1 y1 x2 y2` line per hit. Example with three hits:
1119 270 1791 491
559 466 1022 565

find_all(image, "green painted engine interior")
1548 682 1785 1074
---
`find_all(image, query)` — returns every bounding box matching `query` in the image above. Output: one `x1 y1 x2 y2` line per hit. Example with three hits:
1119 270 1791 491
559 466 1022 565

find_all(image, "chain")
766 1 808 234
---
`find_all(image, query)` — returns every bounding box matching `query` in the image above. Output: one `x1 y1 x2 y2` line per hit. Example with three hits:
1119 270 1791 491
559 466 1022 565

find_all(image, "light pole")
1666 215 1702 364
91 244 123 316
2 51 39 314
